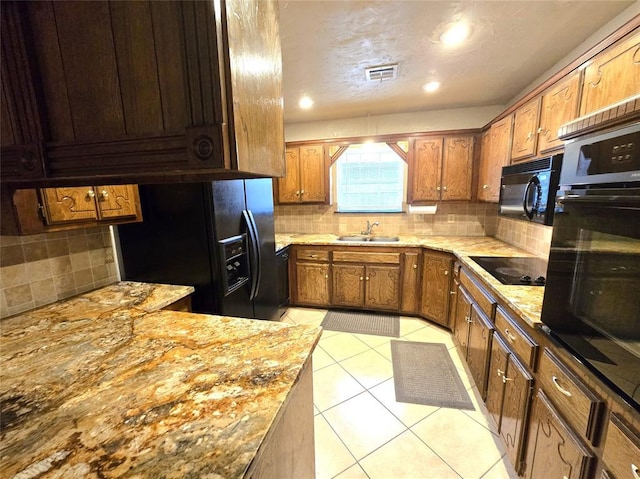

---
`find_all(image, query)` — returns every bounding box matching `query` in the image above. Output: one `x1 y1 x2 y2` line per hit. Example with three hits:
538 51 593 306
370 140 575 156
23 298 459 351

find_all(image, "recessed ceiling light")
298 96 314 109
423 81 441 93
440 21 470 46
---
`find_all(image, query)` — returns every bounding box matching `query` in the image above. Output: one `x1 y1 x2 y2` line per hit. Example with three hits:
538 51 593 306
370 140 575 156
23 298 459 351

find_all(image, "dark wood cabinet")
277 145 327 204
601 413 640 479
524 390 595 479
465 306 494 399
452 285 473 352
486 335 533 475
400 251 422 314
1 0 284 185
4 184 142 235
420 250 454 327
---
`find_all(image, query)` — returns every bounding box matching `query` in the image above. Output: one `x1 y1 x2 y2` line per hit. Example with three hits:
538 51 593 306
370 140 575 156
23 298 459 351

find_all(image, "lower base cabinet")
465 306 494 399
485 335 533 474
524 390 595 479
295 262 330 306
420 250 454 327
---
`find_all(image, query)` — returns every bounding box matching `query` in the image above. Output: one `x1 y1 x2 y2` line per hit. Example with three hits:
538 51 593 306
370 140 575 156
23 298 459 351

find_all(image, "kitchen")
1 1 640 478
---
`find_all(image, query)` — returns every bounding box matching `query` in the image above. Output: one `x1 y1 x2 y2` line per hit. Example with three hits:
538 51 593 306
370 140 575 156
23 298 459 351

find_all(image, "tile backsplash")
494 217 552 258
274 203 499 237
275 203 552 258
0 226 117 318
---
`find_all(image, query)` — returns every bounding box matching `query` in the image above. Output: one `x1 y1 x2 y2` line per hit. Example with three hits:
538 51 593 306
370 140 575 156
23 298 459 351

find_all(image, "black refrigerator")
115 179 279 321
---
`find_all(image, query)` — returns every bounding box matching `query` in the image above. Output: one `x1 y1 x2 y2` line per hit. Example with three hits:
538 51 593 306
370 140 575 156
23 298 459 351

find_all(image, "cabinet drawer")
460 268 496 319
296 249 330 262
332 251 400 264
494 306 538 370
538 348 604 445
602 413 640 479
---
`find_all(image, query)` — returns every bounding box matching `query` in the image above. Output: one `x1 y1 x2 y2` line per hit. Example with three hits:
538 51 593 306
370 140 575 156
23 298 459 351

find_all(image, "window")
334 142 406 213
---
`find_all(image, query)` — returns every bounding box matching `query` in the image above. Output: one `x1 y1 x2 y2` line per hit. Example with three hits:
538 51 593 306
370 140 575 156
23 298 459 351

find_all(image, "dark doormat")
391 340 474 410
320 310 400 337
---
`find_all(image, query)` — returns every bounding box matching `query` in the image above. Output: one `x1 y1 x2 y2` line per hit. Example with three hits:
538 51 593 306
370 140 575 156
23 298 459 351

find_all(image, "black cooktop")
470 256 548 285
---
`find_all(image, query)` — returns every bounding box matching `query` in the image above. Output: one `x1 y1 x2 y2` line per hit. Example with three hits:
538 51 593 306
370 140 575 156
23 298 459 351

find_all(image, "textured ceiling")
278 0 636 124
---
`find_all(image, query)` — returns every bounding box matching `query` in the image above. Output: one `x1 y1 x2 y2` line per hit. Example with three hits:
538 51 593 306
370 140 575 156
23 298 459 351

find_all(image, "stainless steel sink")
337 235 399 242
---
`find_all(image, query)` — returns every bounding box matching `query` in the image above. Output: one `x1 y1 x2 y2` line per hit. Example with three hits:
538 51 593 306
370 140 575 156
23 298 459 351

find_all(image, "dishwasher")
275 246 290 318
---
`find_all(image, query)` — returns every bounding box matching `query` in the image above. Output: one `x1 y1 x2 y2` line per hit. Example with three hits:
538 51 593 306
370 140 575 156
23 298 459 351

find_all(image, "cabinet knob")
325 274 329 279
631 464 639 479
310 254 318 258
442 186 447 191
551 376 572 397
537 127 544 134
300 190 305 195
497 369 505 377
482 184 489 189
449 290 456 295
86 189 95 198
360 277 364 281
100 189 109 200
527 132 533 140
436 186 441 191
465 315 473 323
413 264 418 269
443 270 448 275
502 375 513 383
365 277 370 281
295 190 300 196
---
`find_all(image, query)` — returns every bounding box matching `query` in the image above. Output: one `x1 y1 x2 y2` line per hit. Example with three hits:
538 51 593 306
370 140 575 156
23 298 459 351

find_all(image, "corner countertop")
0 281 321 479
276 233 545 328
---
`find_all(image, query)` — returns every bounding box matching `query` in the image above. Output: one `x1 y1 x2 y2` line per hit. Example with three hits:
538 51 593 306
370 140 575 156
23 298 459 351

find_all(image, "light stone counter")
0 281 321 478
276 233 545 328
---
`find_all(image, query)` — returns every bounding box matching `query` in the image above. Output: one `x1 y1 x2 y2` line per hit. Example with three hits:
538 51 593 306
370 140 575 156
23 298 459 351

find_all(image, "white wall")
284 105 504 142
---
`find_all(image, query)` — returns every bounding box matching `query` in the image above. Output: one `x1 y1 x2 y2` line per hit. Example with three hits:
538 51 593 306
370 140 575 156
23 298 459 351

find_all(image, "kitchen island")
0 282 321 478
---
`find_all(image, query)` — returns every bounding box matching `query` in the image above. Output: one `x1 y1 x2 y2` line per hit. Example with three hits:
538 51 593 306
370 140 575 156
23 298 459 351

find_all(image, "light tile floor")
282 307 520 479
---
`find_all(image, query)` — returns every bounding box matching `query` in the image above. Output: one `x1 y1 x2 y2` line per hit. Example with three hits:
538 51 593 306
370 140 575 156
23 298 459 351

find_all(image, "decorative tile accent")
0 226 118 318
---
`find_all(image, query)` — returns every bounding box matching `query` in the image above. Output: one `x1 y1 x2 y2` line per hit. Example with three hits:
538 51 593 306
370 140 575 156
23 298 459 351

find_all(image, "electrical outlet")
447 214 455 224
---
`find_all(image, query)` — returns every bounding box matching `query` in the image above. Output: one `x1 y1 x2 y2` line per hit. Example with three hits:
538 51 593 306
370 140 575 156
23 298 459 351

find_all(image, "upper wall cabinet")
510 97 542 163
478 115 512 202
411 136 474 202
0 0 284 185
580 29 640 116
277 145 327 204
537 72 581 155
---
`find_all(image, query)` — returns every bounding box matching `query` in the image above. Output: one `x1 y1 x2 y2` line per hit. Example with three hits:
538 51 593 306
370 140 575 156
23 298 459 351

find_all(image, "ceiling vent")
365 64 398 82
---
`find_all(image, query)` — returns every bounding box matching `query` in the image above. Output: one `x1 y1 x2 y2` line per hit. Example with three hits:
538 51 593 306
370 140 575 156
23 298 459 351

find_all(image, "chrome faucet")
361 220 380 235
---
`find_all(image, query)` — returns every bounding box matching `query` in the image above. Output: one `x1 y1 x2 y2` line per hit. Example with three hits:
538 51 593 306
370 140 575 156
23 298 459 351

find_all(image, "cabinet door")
466 306 494 399
477 130 492 202
501 354 533 473
412 137 443 201
95 185 139 220
299 145 326 203
453 285 472 354
442 136 473 200
511 97 542 162
278 148 301 203
487 115 513 200
580 31 640 116
420 250 453 327
40 187 98 224
524 390 594 479
537 72 581 154
295 262 330 306
601 413 640 479
365 265 400 311
486 334 509 433
332 264 365 307
400 252 421 314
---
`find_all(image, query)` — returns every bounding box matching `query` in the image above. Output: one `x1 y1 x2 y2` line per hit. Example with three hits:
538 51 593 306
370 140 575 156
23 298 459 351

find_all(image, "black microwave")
498 154 563 226
540 122 640 411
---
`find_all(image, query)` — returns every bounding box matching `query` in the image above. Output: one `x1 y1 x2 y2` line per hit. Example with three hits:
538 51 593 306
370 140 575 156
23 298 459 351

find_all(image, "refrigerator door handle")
242 209 261 300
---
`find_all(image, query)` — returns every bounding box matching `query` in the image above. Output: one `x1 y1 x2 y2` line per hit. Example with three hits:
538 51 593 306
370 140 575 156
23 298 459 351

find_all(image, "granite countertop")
275 233 545 328
1 281 321 479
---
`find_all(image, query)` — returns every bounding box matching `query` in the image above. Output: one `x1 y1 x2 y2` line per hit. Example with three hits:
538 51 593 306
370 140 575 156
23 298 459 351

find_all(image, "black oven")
540 122 640 411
